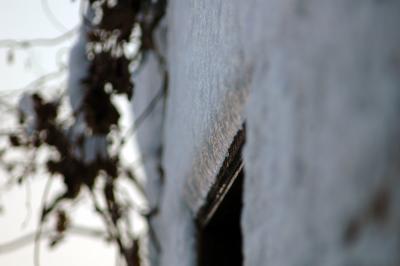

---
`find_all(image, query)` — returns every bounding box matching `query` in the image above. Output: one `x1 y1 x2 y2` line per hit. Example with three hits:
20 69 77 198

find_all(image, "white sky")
0 1 118 265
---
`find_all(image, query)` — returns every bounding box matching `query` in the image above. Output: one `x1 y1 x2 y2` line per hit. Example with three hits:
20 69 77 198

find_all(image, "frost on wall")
242 1 400 266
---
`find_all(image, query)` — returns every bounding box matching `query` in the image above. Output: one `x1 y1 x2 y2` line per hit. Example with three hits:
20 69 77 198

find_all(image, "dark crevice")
196 127 245 227
197 171 244 266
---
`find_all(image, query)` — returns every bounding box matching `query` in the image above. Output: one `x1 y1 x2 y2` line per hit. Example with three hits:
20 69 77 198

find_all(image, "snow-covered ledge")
157 1 250 265
164 0 250 216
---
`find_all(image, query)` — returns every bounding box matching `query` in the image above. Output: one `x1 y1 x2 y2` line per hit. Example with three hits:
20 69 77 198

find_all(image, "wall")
133 1 400 266
242 1 400 265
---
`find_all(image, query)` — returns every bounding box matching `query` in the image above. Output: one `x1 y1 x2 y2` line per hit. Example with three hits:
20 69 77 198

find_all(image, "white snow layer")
66 8 89 142
156 1 250 266
67 21 90 114
242 1 400 266
131 50 166 266
18 93 37 136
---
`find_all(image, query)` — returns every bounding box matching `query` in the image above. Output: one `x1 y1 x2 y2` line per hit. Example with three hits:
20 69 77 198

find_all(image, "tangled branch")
0 27 78 49
0 1 168 266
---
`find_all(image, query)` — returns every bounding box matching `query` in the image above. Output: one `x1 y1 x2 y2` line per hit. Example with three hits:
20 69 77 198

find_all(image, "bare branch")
21 178 32 228
0 68 66 98
0 225 107 254
0 27 78 49
90 188 132 265
41 0 69 32
34 176 53 266
118 82 166 150
0 129 24 136
90 190 118 240
0 98 18 113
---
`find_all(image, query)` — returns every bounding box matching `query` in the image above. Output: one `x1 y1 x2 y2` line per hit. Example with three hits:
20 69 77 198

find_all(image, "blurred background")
0 1 141 265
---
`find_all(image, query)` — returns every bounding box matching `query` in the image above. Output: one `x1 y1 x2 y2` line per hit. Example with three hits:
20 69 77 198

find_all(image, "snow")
150 1 251 265
18 93 36 136
241 1 400 265
67 22 90 115
131 49 166 266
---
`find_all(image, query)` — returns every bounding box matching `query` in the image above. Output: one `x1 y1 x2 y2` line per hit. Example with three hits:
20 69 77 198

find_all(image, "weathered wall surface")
242 1 400 266
133 0 400 266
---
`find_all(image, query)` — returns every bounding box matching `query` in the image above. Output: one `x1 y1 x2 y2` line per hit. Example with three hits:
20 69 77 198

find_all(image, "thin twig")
70 225 108 239
21 149 38 229
118 83 165 150
90 189 130 265
123 170 146 200
89 190 118 240
34 176 53 266
0 68 66 98
0 27 78 49
0 129 24 136
21 178 32 228
42 0 69 32
0 225 107 254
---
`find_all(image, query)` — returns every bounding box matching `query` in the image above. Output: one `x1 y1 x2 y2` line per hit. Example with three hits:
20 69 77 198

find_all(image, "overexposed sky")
0 1 117 265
